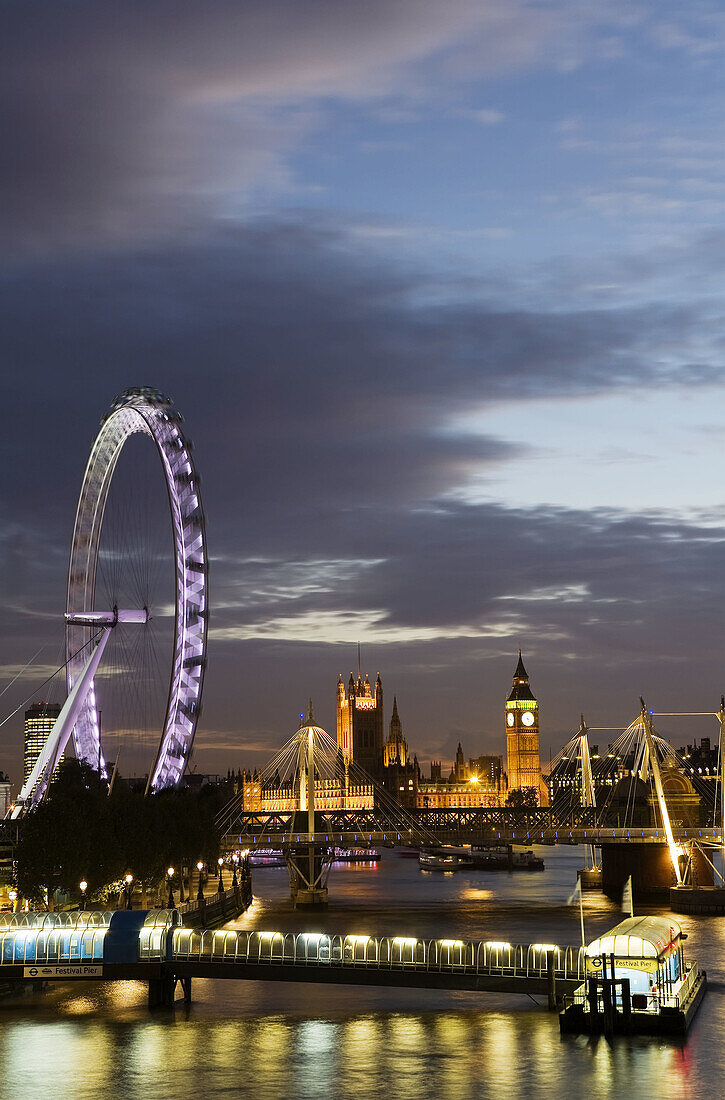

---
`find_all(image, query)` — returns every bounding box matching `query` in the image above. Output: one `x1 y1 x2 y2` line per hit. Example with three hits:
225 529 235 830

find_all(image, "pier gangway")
166 927 585 999
0 910 586 1007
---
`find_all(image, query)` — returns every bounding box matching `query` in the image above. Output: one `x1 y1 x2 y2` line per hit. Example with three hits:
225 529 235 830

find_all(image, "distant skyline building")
505 652 547 804
24 701 61 793
416 743 503 809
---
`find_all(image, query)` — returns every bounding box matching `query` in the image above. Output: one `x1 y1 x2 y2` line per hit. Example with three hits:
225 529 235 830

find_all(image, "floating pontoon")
559 915 706 1035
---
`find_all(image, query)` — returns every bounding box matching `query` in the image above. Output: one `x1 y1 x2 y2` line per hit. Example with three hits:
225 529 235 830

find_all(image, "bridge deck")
217 806 722 849
222 826 721 848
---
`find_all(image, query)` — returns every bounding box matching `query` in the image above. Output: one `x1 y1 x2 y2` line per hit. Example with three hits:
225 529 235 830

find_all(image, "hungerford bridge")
6 390 725 909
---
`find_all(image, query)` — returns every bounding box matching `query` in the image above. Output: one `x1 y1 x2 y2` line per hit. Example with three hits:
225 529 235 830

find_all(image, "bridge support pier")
546 952 557 1011
148 975 177 1009
601 842 713 903
287 845 331 908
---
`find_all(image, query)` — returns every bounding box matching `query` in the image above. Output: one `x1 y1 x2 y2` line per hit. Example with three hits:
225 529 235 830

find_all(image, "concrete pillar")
601 843 682 901
602 841 714 902
546 952 557 1011
148 975 176 1008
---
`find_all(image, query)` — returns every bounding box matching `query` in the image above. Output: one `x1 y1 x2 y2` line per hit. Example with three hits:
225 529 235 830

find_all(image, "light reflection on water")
0 848 721 1099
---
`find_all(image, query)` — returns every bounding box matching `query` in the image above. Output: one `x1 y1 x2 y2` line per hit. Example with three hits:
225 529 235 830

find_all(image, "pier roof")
585 916 682 960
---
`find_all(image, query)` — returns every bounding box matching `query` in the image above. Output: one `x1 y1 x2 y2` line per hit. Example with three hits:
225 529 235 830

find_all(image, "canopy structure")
586 916 682 962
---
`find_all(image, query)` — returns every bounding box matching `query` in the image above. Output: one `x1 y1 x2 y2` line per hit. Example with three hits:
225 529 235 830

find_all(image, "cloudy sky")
3 0 725 784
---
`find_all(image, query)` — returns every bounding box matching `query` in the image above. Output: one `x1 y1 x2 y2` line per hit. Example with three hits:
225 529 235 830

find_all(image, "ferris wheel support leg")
11 627 114 818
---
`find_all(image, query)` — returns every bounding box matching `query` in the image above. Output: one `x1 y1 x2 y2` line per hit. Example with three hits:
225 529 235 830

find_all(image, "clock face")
506 712 514 727
521 711 535 727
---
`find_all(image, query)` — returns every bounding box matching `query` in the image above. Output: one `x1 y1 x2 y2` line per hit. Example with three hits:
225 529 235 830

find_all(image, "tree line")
15 759 224 906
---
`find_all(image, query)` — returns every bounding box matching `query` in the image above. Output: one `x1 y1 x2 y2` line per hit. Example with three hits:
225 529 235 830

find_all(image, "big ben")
505 651 547 804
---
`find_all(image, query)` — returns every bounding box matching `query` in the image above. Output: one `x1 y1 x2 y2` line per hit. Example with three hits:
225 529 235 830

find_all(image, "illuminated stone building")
505 652 547 804
24 702 62 794
336 671 384 778
416 746 504 809
238 767 375 813
382 696 419 808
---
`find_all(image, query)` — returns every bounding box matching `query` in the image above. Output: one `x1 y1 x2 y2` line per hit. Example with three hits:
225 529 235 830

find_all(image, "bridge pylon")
286 707 330 907
576 716 602 890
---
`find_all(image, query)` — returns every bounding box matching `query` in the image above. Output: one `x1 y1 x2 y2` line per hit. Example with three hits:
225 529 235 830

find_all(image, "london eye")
64 387 208 795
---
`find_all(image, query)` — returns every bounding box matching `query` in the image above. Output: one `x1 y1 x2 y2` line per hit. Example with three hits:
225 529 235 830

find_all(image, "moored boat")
419 846 474 871
331 847 381 862
470 846 545 871
248 849 286 868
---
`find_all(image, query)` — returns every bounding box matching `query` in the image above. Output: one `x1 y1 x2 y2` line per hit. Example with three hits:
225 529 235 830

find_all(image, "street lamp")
167 866 175 909
8 889 17 914
196 861 205 901
79 881 88 912
124 873 133 911
231 853 239 889
217 856 224 893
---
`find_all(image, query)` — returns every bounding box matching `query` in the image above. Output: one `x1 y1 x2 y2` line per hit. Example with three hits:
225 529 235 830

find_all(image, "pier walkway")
0 910 585 1007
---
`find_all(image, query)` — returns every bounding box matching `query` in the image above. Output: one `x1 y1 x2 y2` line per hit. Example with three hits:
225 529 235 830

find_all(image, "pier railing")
165 928 587 981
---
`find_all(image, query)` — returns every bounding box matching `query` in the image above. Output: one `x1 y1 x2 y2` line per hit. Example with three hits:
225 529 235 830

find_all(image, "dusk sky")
4 1 725 785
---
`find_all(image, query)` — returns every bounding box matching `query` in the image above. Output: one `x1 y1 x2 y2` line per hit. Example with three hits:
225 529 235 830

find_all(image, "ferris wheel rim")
65 386 208 792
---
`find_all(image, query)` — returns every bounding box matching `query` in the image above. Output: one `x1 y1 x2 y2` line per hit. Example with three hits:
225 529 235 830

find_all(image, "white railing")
674 963 700 1008
176 884 242 918
165 929 586 981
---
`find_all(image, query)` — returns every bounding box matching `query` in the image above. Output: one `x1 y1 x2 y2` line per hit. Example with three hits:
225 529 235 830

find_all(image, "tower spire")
513 649 528 683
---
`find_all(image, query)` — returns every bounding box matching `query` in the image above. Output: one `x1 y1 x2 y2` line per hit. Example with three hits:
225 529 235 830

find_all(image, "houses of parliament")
335 651 547 809
235 652 547 812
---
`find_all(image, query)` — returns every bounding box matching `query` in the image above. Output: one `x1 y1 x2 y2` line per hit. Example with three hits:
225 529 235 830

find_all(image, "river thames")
0 849 722 1100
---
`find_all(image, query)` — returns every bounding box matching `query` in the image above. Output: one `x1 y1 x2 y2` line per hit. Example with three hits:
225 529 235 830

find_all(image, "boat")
419 846 474 871
470 846 545 871
559 915 706 1036
330 847 380 862
248 849 286 868
418 845 544 872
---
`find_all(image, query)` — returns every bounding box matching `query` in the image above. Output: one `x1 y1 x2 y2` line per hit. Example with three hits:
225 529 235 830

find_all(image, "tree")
15 759 125 903
506 786 538 809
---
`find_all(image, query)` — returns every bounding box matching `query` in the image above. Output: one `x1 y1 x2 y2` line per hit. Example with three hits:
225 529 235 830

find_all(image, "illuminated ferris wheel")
64 387 208 793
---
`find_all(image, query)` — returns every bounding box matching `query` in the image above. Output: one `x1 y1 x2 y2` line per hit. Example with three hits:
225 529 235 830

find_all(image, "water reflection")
0 849 720 1099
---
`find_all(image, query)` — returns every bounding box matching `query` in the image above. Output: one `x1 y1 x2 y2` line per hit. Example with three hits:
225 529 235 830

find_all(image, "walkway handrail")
166 929 587 981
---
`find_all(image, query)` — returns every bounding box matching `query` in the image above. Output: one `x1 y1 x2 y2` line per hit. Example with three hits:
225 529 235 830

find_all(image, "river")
0 848 723 1100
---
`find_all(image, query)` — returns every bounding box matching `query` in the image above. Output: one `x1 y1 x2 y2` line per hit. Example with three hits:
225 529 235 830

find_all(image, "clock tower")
505 651 546 804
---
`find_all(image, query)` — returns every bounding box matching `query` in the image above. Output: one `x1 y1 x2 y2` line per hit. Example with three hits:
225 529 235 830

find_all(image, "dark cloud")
0 0 575 250
3 219 712 530
199 499 725 769
2 219 725 780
